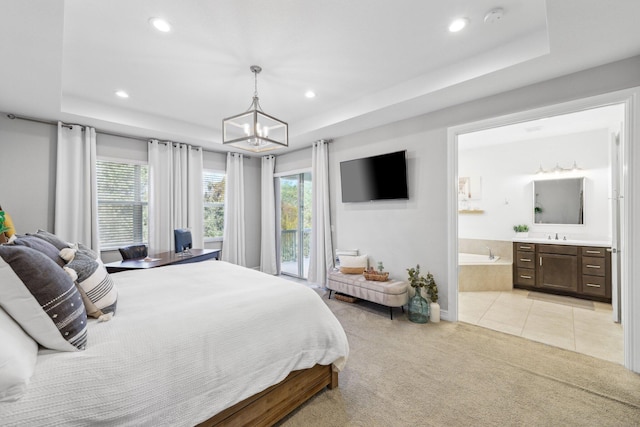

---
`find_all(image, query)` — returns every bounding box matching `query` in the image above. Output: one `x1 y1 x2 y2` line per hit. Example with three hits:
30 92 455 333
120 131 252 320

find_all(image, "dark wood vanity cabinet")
513 242 611 302
537 244 578 292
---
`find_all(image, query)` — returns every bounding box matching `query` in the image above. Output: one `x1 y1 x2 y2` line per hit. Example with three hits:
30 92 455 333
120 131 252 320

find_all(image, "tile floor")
459 289 624 364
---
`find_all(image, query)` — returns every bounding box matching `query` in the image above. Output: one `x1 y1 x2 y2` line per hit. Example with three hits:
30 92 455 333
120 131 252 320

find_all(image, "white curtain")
260 155 277 274
222 153 246 266
148 140 203 253
308 140 334 286
55 123 99 250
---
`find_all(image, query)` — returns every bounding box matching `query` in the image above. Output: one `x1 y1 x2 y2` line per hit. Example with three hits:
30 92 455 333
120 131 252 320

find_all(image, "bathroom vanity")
513 240 611 302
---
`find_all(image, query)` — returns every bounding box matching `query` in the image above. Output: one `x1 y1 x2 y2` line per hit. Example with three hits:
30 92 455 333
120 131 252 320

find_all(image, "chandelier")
222 65 288 152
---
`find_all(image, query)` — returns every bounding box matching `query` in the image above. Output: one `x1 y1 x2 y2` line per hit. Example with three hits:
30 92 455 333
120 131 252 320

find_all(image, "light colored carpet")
279 291 640 426
527 291 595 310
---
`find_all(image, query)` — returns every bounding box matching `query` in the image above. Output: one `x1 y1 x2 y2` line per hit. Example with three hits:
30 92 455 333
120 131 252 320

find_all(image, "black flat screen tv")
340 150 408 202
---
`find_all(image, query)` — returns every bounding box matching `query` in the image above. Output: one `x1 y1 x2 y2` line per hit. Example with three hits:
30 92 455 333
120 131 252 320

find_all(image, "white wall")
0 115 56 232
458 129 611 241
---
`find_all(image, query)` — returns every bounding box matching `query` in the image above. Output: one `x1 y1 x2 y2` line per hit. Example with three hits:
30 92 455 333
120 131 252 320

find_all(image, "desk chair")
118 244 148 260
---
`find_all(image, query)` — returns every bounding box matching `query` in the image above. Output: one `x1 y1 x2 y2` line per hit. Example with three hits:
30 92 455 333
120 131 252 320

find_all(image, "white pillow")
0 306 38 402
339 254 368 274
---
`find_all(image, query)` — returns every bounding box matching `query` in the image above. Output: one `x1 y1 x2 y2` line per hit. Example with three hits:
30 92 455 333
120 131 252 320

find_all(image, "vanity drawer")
515 243 535 252
516 252 535 268
582 257 605 277
538 244 578 255
516 268 535 286
581 247 606 257
582 275 606 297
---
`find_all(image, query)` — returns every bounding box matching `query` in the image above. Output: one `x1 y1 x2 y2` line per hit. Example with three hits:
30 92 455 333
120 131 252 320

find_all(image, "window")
96 160 148 249
203 170 225 239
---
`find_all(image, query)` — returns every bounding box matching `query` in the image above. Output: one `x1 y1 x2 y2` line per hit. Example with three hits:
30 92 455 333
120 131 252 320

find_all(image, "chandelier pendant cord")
247 66 263 112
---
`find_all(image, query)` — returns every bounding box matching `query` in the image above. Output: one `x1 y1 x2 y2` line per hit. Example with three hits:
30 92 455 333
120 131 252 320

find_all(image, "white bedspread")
0 261 349 426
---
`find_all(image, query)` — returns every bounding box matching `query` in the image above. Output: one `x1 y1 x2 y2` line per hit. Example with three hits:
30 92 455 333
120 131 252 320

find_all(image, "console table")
105 249 220 274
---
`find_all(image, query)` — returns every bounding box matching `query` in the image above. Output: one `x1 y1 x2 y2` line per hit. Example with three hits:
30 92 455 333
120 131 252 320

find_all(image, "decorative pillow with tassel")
61 248 117 322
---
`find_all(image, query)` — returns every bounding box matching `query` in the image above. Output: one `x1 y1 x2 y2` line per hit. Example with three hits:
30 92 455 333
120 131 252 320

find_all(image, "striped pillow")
0 245 88 351
61 248 117 321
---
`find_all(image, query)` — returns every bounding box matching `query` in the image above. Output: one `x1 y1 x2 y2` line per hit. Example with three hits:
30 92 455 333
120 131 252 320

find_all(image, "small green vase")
408 287 430 323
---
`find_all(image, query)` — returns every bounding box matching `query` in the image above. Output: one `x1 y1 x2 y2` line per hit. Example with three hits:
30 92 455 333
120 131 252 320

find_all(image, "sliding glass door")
279 172 311 278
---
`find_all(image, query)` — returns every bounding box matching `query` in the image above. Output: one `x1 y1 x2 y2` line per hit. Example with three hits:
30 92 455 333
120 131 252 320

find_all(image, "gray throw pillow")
12 235 66 267
0 245 88 351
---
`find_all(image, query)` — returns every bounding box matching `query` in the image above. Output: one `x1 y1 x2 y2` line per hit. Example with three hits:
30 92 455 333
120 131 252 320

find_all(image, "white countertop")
512 237 611 247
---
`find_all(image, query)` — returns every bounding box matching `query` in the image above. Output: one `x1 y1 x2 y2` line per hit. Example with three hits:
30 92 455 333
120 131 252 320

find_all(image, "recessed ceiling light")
149 17 171 33
449 18 469 33
115 90 129 98
305 90 316 99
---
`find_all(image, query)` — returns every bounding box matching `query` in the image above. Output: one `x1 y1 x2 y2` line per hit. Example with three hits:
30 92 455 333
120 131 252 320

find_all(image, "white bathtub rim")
458 252 512 266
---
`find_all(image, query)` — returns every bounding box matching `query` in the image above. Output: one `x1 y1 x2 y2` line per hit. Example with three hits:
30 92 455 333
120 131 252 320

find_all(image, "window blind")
97 161 148 249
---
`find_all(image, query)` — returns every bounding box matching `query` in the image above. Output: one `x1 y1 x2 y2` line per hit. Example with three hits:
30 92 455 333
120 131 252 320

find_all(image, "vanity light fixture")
222 65 288 153
449 18 469 33
535 161 582 175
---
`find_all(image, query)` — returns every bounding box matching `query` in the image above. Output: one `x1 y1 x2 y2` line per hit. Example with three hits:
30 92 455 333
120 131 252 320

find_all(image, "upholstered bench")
327 270 409 319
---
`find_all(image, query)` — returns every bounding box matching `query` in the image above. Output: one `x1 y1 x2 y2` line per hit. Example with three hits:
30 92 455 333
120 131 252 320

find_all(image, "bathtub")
459 252 500 265
458 252 512 292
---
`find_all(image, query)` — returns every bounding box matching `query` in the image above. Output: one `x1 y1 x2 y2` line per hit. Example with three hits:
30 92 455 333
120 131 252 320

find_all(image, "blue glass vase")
408 287 430 323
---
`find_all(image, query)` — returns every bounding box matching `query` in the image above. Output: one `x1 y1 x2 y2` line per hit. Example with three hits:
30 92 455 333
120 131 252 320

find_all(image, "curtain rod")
5 113 332 158
4 113 247 156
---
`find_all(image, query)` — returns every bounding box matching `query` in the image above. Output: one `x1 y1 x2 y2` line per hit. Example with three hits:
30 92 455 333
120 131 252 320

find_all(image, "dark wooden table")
105 249 220 273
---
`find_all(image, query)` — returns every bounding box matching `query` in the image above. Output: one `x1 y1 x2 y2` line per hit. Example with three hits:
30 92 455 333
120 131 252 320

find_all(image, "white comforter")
0 261 349 426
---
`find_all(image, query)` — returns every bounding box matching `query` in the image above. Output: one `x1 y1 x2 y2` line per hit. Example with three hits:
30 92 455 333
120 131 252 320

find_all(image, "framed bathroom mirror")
533 177 585 225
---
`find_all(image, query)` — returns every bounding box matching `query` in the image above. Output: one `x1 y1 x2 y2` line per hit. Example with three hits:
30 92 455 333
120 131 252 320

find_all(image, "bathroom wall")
458 129 611 242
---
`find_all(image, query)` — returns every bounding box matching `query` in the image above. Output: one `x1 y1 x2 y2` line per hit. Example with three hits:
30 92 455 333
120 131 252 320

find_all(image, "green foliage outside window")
280 173 312 262
204 171 225 239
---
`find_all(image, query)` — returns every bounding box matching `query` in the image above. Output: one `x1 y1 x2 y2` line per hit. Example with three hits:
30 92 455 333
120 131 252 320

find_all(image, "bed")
0 259 349 426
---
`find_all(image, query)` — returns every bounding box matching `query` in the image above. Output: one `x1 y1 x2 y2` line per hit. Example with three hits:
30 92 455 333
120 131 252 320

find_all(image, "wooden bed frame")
197 364 338 427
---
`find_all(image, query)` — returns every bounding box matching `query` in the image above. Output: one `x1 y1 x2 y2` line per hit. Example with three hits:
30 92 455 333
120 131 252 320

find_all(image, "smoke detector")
484 8 504 24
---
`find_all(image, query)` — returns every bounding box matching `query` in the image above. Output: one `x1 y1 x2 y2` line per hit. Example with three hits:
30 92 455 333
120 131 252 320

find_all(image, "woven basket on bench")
363 270 389 281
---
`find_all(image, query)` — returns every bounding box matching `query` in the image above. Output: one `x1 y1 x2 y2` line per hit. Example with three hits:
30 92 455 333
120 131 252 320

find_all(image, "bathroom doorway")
448 97 630 366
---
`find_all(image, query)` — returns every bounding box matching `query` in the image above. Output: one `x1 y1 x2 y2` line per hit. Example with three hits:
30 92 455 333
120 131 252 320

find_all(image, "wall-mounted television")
340 150 408 202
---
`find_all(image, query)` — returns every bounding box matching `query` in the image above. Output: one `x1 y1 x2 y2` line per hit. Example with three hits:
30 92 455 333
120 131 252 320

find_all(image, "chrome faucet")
555 232 559 240
485 246 494 260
